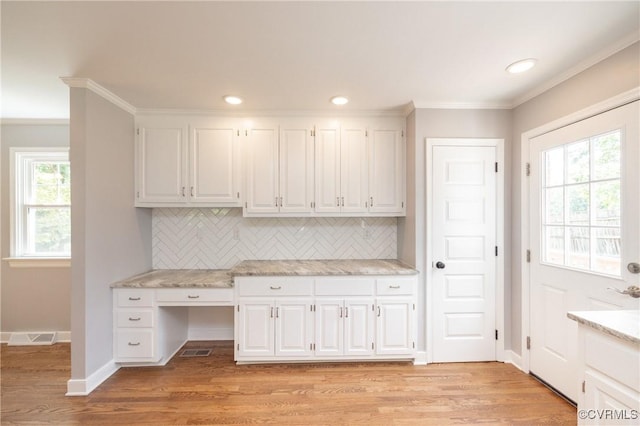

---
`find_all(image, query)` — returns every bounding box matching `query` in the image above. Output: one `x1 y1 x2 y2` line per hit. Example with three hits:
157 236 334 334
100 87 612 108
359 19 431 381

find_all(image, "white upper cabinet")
136 118 188 204
135 115 242 207
245 123 279 214
315 118 405 216
190 118 241 204
135 114 404 216
368 126 404 214
279 122 315 214
244 120 314 216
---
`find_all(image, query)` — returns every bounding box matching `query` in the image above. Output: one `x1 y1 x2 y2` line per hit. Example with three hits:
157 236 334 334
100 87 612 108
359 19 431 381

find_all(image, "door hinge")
372 342 374 350
526 163 531 177
237 305 240 312
495 246 498 257
237 192 240 199
245 202 248 208
582 380 586 393
495 329 499 340
495 162 498 173
136 191 140 199
136 128 140 135
413 303 416 310
402 201 404 208
526 336 531 350
402 130 404 138
245 130 248 136
412 341 415 349
311 129 315 137
237 343 240 350
526 250 531 263
365 130 368 137
237 130 240 137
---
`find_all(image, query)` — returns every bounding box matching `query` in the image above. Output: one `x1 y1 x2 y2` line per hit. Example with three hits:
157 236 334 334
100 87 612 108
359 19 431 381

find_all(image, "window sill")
3 257 71 268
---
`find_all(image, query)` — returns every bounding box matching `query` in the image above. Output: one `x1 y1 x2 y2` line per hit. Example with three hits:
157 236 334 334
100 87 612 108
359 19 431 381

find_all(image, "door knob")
628 262 640 274
435 261 446 269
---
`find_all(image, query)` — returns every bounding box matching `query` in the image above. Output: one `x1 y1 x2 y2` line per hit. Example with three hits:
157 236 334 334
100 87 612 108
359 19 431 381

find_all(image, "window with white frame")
11 148 71 257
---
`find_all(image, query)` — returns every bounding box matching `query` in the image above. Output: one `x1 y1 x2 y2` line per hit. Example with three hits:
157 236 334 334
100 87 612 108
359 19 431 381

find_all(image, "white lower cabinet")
234 275 417 363
577 325 640 425
113 287 232 366
315 298 374 357
376 298 414 355
237 298 314 359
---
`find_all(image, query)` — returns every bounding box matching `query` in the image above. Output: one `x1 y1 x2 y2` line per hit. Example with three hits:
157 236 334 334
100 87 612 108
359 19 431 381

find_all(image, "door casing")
425 137 505 364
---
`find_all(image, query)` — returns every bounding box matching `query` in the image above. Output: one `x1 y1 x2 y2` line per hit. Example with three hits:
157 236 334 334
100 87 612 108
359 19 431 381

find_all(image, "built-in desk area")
112 260 419 366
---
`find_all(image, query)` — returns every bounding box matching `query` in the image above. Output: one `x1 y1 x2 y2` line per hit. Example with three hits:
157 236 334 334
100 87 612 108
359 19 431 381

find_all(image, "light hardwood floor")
1 341 576 425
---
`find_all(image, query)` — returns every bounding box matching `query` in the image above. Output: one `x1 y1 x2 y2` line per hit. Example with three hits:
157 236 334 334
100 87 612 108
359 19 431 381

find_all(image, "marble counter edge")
568 311 640 345
112 260 419 289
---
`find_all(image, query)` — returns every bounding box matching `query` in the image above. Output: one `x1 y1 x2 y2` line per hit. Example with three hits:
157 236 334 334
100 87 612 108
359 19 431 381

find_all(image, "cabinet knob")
435 261 446 269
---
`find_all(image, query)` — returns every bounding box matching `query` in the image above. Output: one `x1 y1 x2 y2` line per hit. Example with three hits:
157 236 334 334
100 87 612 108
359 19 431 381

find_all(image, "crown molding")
60 77 137 115
135 107 408 118
410 101 512 110
511 31 640 108
1 118 69 125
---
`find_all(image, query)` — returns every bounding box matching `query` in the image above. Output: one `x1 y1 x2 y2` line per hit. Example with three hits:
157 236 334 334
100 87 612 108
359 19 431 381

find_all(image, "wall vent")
8 332 57 346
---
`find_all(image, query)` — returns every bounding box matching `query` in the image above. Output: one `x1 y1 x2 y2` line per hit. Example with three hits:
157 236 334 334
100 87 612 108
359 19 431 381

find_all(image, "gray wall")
1 123 71 334
510 42 640 356
399 108 513 352
69 88 152 381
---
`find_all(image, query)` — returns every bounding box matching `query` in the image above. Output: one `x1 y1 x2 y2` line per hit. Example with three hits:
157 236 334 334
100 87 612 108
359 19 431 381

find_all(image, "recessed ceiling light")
330 96 349 106
223 95 243 105
506 58 537 74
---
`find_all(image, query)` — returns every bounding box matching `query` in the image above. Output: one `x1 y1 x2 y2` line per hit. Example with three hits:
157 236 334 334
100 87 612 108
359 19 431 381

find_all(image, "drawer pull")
345 307 349 318
270 307 274 318
270 286 282 290
377 306 381 317
128 297 141 301
389 285 401 289
128 317 141 321
128 342 141 346
187 295 200 299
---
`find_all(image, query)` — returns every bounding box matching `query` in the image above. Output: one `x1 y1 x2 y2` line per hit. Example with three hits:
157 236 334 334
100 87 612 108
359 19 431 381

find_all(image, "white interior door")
431 144 497 362
529 101 640 403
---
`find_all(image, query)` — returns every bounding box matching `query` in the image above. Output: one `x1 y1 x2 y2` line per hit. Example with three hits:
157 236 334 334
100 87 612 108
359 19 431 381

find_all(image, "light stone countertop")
567 310 640 345
112 260 418 289
111 269 234 289
230 259 418 276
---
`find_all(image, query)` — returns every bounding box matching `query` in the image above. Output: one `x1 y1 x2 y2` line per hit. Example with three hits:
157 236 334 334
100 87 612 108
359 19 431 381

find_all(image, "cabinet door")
190 123 241 205
340 125 369 213
376 298 414 355
583 370 640 425
237 299 274 357
344 299 375 356
315 125 341 213
275 299 314 357
315 299 344 356
245 125 279 214
279 123 314 213
136 125 187 204
369 127 404 214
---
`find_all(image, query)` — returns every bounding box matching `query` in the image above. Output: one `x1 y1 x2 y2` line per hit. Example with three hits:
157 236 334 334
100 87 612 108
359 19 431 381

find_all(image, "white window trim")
8 147 71 266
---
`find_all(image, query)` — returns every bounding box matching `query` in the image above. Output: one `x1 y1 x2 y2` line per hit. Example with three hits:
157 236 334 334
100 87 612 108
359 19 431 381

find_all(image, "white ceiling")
2 1 639 119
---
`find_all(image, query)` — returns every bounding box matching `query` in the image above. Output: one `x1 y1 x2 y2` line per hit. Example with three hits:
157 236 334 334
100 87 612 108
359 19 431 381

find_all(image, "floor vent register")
179 349 212 357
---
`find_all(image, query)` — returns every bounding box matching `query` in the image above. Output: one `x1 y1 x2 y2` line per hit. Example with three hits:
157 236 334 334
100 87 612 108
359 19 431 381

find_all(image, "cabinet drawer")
315 278 374 296
237 277 313 297
116 290 154 307
155 288 233 304
585 328 640 391
116 309 154 328
116 330 155 359
376 278 415 295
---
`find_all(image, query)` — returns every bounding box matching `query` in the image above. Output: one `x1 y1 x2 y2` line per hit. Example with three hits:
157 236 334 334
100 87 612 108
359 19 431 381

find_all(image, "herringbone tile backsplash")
152 208 398 269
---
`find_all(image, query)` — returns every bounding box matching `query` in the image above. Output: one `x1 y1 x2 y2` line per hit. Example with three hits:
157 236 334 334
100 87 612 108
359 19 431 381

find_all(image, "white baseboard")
1 330 71 344
413 351 428 365
504 350 524 372
66 359 120 396
188 327 234 341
